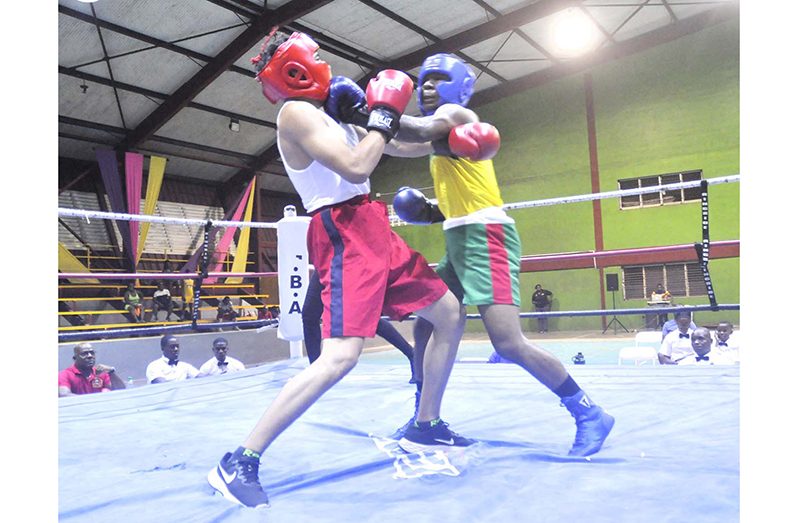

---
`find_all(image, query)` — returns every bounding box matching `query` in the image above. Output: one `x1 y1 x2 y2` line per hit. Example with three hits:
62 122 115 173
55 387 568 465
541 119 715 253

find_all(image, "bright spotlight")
551 8 601 57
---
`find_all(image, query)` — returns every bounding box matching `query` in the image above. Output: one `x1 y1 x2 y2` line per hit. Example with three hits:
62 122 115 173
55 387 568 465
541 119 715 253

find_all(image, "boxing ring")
59 356 739 523
58 176 741 521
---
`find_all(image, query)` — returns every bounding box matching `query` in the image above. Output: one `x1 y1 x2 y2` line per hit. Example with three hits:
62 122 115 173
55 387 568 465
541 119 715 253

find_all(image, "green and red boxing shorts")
436 222 521 307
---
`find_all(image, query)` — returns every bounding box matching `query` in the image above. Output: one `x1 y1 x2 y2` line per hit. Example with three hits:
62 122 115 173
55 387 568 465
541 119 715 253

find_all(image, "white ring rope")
501 174 739 211
58 174 739 226
57 207 278 229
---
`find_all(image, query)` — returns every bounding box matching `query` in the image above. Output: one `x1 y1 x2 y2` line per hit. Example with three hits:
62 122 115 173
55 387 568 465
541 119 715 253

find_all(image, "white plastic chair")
618 346 658 365
634 330 663 348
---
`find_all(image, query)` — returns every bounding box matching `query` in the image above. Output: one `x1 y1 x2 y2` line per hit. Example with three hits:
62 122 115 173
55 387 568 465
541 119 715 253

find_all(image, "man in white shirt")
152 282 174 321
198 337 245 377
658 310 695 364
146 335 199 383
712 321 740 363
678 327 736 366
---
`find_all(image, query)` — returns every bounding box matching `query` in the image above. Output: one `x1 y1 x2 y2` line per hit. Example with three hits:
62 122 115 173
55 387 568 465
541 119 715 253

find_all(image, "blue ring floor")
59 355 739 522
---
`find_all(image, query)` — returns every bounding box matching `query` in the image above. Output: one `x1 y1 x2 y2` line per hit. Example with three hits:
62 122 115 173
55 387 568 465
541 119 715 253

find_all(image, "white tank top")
277 101 370 213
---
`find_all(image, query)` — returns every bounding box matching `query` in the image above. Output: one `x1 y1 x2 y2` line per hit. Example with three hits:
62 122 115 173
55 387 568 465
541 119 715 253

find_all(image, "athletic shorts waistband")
309 194 371 216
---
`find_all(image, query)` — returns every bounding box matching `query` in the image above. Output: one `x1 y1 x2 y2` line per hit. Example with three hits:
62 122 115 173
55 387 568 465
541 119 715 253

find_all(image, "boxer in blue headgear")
389 53 615 458
416 53 476 115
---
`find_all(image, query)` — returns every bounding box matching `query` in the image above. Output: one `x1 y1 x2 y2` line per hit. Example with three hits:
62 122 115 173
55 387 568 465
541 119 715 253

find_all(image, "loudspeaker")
606 273 619 292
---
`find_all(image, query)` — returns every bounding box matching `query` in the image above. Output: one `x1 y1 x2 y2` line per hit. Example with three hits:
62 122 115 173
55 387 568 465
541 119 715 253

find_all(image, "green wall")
372 18 739 333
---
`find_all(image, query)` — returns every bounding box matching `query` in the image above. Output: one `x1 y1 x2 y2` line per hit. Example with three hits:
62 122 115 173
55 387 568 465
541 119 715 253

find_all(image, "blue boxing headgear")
417 53 476 116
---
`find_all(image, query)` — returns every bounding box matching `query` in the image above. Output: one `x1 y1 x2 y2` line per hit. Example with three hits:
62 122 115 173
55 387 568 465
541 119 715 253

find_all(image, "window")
618 170 702 209
621 262 707 300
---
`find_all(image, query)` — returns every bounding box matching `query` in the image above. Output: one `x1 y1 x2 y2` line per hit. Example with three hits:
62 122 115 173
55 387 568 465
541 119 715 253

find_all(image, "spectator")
198 337 246 377
713 321 740 363
217 296 238 323
152 281 174 321
182 278 196 319
170 281 189 320
146 335 199 384
531 284 553 333
650 283 671 302
650 283 671 326
123 282 144 323
661 313 698 340
678 327 736 365
58 342 125 396
658 310 695 365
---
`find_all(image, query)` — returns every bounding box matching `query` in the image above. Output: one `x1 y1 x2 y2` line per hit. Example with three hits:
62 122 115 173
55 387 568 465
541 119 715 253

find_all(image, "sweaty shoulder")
277 101 326 169
277 101 323 134
434 103 479 126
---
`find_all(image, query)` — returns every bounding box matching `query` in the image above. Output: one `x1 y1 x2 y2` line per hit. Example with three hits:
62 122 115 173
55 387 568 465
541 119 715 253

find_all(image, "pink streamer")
125 153 144 264
204 177 255 283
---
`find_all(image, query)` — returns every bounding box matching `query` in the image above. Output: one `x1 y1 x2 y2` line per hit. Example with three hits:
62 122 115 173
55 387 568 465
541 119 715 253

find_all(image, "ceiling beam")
115 0 334 152
355 0 506 82
59 66 276 128
470 2 738 107
379 0 583 73
224 0 583 188
59 5 254 77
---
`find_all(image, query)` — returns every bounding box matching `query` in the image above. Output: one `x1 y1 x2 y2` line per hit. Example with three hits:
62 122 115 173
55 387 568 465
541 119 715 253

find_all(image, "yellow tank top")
430 155 504 219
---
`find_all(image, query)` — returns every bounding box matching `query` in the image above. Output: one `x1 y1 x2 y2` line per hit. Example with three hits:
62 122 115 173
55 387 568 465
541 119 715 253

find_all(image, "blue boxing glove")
324 76 369 127
392 187 445 225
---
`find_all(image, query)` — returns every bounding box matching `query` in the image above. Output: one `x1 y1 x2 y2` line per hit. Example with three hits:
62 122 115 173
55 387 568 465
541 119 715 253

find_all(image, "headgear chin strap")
417 53 476 115
253 32 332 104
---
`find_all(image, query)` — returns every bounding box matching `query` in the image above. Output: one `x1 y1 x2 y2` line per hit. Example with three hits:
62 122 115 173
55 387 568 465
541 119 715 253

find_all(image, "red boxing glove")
448 122 501 161
365 70 414 141
366 70 413 114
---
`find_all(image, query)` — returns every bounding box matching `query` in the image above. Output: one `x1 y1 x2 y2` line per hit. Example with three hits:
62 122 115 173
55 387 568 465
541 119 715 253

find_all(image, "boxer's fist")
325 76 369 127
392 187 445 225
365 70 413 141
448 122 501 161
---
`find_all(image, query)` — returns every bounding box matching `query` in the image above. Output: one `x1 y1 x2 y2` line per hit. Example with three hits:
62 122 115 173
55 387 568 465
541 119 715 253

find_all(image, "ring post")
276 205 311 358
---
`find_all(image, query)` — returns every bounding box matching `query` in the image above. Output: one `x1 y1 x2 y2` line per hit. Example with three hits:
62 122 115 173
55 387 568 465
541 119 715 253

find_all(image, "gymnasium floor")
58 336 739 522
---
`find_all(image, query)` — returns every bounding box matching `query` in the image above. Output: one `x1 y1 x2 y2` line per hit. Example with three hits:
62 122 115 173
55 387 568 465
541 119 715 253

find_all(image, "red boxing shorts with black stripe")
308 197 448 339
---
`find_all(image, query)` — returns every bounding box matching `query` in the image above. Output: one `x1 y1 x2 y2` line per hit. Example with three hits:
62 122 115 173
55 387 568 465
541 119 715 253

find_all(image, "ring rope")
57 174 740 225
57 207 278 229
58 271 278 279
57 318 279 343
500 174 739 211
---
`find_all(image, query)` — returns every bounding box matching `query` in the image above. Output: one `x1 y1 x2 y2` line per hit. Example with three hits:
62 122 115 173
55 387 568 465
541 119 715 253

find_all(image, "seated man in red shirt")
58 343 126 397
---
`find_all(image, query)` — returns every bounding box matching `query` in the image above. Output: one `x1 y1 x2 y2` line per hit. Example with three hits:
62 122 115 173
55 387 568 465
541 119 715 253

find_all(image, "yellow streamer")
226 178 256 284
58 243 99 284
136 156 166 264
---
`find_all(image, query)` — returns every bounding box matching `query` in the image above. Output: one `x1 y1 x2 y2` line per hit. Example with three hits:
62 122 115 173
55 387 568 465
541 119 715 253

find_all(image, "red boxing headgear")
254 32 332 104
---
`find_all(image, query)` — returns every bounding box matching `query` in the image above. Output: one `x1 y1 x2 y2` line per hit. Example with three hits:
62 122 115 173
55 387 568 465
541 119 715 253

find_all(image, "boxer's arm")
279 101 386 185
384 140 433 158
395 104 477 143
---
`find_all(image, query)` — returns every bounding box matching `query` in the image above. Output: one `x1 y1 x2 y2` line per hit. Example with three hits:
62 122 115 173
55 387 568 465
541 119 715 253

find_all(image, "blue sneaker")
207 452 270 508
398 419 475 453
561 391 615 456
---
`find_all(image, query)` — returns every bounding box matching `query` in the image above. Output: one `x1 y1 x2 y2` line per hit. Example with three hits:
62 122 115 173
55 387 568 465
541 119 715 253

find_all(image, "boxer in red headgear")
251 31 332 103
207 32 470 509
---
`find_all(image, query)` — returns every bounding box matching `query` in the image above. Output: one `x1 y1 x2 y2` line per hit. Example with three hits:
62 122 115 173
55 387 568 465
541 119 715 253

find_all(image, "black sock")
414 417 441 430
552 375 581 399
